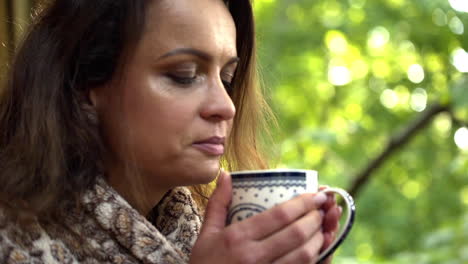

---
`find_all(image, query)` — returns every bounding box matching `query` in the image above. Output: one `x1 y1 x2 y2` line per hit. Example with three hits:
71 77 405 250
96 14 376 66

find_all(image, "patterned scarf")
0 177 203 263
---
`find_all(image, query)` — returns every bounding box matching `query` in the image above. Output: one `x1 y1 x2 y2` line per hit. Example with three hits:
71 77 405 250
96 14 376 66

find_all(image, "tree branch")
347 103 450 199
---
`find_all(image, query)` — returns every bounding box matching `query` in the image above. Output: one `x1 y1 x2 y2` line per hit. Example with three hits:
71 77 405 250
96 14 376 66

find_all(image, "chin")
197 168 219 184
189 162 220 184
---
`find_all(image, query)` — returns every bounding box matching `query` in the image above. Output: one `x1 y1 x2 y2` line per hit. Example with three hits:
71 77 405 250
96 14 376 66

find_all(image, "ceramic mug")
227 169 355 263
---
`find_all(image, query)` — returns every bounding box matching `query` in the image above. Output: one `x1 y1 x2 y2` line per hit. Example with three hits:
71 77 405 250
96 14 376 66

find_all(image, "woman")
0 0 342 263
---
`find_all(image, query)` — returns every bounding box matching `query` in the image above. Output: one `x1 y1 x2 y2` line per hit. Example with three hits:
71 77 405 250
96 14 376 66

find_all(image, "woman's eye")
169 74 197 85
221 71 235 94
167 70 198 85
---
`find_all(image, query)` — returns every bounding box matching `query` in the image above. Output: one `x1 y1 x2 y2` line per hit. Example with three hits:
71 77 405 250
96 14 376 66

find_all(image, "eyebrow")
157 48 240 66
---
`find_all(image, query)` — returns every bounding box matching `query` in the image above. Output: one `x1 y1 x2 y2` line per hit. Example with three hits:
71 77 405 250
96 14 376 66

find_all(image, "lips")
192 136 225 156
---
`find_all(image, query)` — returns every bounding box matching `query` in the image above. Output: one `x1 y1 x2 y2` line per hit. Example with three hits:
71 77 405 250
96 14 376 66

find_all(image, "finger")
272 230 324 264
323 205 340 232
200 171 232 235
322 205 341 253
259 209 323 261
320 231 337 263
321 232 333 251
321 192 336 212
235 192 328 240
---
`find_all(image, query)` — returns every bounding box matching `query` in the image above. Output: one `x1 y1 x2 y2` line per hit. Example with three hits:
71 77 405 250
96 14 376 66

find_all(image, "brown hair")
0 0 272 219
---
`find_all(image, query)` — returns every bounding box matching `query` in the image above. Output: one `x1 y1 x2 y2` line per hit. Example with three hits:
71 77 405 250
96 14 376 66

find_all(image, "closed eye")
168 74 199 85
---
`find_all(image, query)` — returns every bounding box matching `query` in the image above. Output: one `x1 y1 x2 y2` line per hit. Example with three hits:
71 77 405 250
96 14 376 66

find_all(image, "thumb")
200 171 232 235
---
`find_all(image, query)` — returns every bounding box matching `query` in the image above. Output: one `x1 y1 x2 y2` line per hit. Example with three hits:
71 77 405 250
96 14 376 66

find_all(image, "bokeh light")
394 85 410 108
387 0 404 8
367 26 390 50
402 180 422 199
372 60 391 78
350 59 369 79
461 186 468 205
328 66 352 86
449 16 464 35
449 0 468 13
349 0 366 9
454 127 468 150
433 113 452 138
432 8 447 26
356 243 374 261
380 89 398 109
253 0 276 11
348 8 365 24
316 82 336 100
321 1 344 28
410 88 427 112
407 64 425 83
325 30 349 55
451 48 468 72
426 53 444 73
346 103 363 121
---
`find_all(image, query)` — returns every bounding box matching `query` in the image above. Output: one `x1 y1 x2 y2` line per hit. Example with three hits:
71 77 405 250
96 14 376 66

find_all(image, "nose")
200 77 236 122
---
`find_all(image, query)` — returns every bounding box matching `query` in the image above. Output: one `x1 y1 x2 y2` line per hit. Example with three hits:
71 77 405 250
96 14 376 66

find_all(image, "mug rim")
230 169 318 175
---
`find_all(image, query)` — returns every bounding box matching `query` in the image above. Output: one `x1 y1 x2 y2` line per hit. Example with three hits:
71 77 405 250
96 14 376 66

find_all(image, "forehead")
140 0 237 58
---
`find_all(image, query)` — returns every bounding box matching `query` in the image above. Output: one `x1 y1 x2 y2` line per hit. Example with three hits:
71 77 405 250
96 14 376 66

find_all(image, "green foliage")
254 0 468 262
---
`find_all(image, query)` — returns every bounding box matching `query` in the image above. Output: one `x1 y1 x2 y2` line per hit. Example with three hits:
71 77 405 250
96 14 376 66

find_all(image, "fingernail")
313 192 327 206
319 185 329 191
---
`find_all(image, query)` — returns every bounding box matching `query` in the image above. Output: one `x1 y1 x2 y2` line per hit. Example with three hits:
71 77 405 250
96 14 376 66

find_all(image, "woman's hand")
190 171 330 264
318 186 343 264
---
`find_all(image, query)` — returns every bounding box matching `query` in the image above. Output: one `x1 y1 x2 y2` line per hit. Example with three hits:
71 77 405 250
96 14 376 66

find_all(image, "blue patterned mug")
227 169 355 263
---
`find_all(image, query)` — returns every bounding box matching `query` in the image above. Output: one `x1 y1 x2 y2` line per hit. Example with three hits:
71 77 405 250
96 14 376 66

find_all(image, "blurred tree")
254 0 468 262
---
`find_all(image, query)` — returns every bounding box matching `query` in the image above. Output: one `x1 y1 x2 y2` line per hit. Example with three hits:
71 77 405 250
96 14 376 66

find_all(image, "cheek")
119 83 200 161
97 73 206 180
128 96 195 142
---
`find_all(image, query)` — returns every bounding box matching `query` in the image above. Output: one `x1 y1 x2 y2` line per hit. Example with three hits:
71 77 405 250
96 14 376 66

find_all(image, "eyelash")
169 74 233 94
169 75 198 85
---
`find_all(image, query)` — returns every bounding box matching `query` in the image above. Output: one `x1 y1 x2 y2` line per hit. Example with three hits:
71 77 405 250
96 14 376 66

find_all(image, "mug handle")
316 187 356 263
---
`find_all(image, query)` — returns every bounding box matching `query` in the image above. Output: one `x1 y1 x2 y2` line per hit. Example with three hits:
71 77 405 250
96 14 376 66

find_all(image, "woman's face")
92 0 237 190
